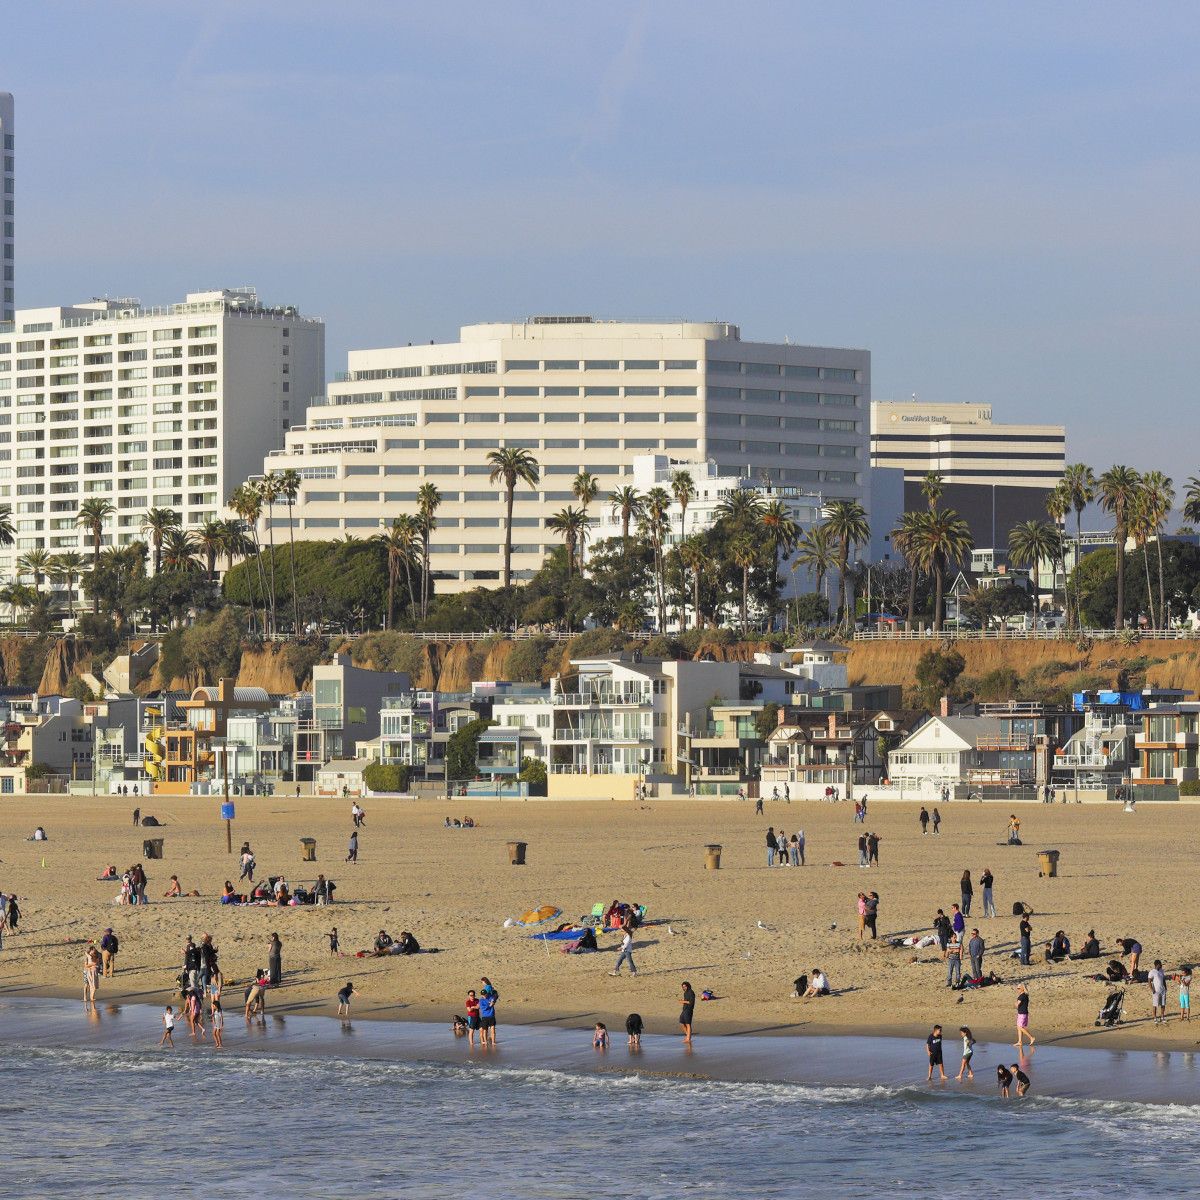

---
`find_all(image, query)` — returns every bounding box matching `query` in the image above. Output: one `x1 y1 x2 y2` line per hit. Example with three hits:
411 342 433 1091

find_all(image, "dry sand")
1 794 1195 1052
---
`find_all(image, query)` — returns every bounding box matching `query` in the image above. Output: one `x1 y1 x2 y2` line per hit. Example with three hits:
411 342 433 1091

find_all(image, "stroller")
1095 989 1125 1027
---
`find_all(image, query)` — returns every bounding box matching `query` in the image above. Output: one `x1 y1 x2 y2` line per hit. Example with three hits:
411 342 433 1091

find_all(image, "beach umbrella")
516 905 561 926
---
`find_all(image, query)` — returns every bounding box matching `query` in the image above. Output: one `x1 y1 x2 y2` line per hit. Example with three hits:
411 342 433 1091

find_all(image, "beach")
0 793 1194 1056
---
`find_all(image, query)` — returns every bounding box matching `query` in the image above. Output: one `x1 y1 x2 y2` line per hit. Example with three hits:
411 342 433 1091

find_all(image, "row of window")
306 411 699 431
710 412 859 432
331 384 700 405
708 360 861 383
0 325 221 354
708 438 858 458
299 436 700 455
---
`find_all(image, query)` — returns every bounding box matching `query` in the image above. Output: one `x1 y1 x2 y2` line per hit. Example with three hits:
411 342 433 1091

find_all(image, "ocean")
3 1000 1198 1198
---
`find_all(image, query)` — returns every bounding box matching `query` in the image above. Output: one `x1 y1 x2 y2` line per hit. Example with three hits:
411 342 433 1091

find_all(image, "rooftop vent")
528 315 594 325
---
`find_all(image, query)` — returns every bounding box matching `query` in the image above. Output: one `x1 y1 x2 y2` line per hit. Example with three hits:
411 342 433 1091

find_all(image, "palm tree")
1140 470 1174 630
716 489 765 526
194 519 227 583
257 473 282 635
912 508 974 633
641 486 672 631
1060 463 1095 629
547 506 590 577
376 518 420 631
609 486 643 553
1044 485 1069 613
486 448 540 588
570 471 600 572
891 511 927 630
1007 520 1060 615
670 470 697 546
50 551 87 615
229 484 268 635
17 547 51 594
0 505 14 551
1128 490 1156 629
678 535 708 629
1097 465 1142 631
416 483 443 619
140 507 180 576
1183 476 1200 526
276 467 302 636
760 500 799 621
2 582 36 628
76 498 115 614
921 471 945 511
161 528 200 573
388 514 422 625
822 499 870 627
793 524 836 603
730 535 757 631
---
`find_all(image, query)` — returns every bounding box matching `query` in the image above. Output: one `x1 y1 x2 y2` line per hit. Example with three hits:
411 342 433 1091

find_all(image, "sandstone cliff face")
690 640 779 663
37 637 83 695
236 645 303 694
480 639 516 682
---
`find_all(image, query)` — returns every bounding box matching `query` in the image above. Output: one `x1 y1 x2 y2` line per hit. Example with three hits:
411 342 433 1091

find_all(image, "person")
160 1005 176 1048
919 807 929 835
996 1063 1013 1097
397 931 421 955
184 988 206 1040
610 926 637 976
863 891 879 940
967 929 985 980
100 927 119 978
32 826 46 841
593 1022 609 1049
804 968 830 997
328 927 340 956
337 981 357 1016
754 795 763 816
1012 1064 1031 1097
1015 983 1035 1048
931 807 941 835
796 829 806 866
1007 814 1022 845
244 975 268 1020
465 989 481 1046
132 807 140 826
211 998 224 1048
478 978 499 1047
6 894 19 933
626 1012 643 1049
771 785 779 802
82 944 99 1008
183 935 201 994
950 903 965 945
956 1027 975 1081
867 831 880 866
1121 937 1143 976
163 875 182 898
679 980 696 1042
960 870 973 917
1048 930 1071 961
347 830 359 864
860 795 867 820
980 867 995 918
776 829 789 866
268 932 283 987
857 892 868 940
238 846 255 883
858 833 868 868
765 827 777 868
373 929 395 955
1019 914 1032 966
926 1024 946 1081
946 937 962 988
1178 967 1192 1022
351 801 363 828
1149 960 1168 1025
1072 930 1101 960
934 909 952 954
789 833 800 867
313 874 329 905
853 800 862 824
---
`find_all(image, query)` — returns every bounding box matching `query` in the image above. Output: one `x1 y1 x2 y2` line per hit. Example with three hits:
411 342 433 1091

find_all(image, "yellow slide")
144 725 165 781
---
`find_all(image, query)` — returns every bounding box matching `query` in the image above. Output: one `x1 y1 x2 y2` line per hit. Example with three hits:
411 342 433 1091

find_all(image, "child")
328 927 339 957
452 1015 468 1037
211 999 224 1048
625 1012 643 1049
337 981 356 1016
1012 1064 1030 1097
996 1063 1012 1097
926 1024 946 1081
465 989 481 1047
186 989 206 1040
1179 967 1192 1022
956 1026 975 1081
593 1022 609 1049
160 1005 175 1048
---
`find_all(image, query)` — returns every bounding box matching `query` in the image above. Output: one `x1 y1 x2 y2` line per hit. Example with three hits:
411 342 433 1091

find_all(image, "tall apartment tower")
260 316 871 592
0 288 323 575
0 93 13 323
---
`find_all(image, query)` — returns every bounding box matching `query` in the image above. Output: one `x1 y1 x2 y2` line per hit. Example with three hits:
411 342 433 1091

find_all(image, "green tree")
670 469 696 545
363 762 411 793
892 510 927 629
1007 520 1060 614
1097 465 1142 631
914 647 967 711
760 500 799 621
445 717 496 785
76 498 115 614
487 447 540 588
518 756 547 793
17 547 51 594
140 507 180 576
1060 463 1095 628
822 499 870 626
546 506 590 580
416 482 442 620
1140 470 1174 631
228 484 268 635
277 467 303 636
376 517 420 631
730 534 757 630
911 508 973 633
790 592 831 627
50 551 88 615
609 485 643 552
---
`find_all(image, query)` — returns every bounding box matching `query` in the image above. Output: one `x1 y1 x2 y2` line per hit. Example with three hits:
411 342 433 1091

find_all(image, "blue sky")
5 2 1199 491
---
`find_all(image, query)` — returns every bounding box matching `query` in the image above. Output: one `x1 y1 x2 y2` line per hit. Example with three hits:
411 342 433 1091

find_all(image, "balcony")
975 736 1033 751
554 690 651 708
554 727 648 743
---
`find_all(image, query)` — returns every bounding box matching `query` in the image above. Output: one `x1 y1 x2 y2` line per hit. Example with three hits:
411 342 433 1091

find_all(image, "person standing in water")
926 1025 946 1081
679 981 696 1044
160 1005 176 1048
956 1027 975 1081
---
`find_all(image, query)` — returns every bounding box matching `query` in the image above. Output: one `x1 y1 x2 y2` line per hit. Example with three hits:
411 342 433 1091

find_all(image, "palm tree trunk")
265 504 277 637
933 563 945 634
905 566 917 631
1142 543 1154 629
741 565 749 630
287 497 300 637
1114 523 1125 631
92 534 101 615
837 548 849 627
386 558 397 631
692 569 701 629
1074 510 1083 630
421 534 431 619
1155 536 1167 630
502 486 514 588
403 556 415 622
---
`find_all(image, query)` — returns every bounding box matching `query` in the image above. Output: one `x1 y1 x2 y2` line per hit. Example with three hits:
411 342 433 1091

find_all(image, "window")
623 386 659 397
821 393 857 407
623 413 658 423
583 360 619 370
783 365 820 380
664 386 696 396
665 412 695 423
503 387 538 397
428 361 497 375
665 359 696 370
505 360 538 371
584 386 618 397
465 387 500 398
624 359 659 370
784 391 821 406
544 387 578 397
544 360 578 370
822 367 858 382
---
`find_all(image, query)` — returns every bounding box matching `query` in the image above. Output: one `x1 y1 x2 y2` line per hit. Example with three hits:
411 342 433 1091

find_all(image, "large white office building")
0 288 323 569
263 316 869 591
1 92 13 323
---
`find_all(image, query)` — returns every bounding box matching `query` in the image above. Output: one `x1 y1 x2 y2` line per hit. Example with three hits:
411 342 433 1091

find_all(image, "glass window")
583 360 619 370
783 365 820 380
665 360 696 370
505 360 538 370
544 360 578 370
624 359 659 370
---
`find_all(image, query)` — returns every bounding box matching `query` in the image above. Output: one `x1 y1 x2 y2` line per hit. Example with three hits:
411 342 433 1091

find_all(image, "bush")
562 628 628 659
363 762 410 793
505 637 555 683
350 631 427 677
446 718 495 784
1180 780 1200 797
518 756 547 794
914 647 966 711
971 667 1021 702
643 635 685 660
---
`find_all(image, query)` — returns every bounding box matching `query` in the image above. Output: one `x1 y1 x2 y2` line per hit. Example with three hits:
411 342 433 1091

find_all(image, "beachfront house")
378 690 490 785
886 713 1008 798
1130 698 1200 787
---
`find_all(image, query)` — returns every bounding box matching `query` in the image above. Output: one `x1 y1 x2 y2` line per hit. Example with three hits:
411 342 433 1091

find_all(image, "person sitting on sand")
804 968 831 997
373 929 395 955
462 816 475 828
164 875 183 898
1070 930 1101 960
98 865 118 880
31 827 46 841
396 930 421 955
1047 930 1071 961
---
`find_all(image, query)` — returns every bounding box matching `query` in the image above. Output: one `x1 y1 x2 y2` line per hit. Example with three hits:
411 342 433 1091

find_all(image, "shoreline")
3 993 1200 1106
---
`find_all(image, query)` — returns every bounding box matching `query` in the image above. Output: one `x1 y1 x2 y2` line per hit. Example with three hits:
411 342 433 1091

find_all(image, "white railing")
854 628 1200 642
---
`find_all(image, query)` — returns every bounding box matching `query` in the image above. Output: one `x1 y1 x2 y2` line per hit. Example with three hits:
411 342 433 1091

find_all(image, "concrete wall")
548 773 638 802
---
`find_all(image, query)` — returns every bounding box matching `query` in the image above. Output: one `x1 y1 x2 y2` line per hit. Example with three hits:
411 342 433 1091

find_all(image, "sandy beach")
1 794 1195 1053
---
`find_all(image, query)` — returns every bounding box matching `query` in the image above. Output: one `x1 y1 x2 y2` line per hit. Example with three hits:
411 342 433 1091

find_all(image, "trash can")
704 843 723 870
1037 849 1060 878
300 837 317 862
142 838 164 860
507 840 527 866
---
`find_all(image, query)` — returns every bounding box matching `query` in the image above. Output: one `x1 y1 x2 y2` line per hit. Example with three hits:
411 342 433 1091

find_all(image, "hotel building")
870 400 1065 548
262 316 870 591
0 288 322 571
1 92 12 322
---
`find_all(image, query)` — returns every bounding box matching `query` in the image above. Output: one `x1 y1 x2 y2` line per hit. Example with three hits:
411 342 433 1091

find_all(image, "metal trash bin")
300 837 317 862
142 838 164 860
705 843 723 870
1037 849 1060 878
507 840 527 866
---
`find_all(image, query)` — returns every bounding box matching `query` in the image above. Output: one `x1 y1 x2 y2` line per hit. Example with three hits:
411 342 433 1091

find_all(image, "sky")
4 1 1199 490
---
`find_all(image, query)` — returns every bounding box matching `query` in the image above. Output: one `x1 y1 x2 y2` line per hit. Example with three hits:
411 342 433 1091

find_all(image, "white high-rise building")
0 288 323 571
262 316 869 591
0 92 13 323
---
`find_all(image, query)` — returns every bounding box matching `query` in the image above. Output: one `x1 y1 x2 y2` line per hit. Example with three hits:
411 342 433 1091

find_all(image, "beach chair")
584 903 605 928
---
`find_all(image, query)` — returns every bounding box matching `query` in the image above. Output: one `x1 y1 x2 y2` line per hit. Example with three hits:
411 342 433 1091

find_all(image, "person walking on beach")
347 830 359 864
1015 984 1035 1048
926 1024 946 1081
337 981 357 1017
268 932 283 987
934 909 952 955
956 1027 975 1081
132 807 140 827
857 833 868 868
967 929 985 980
864 891 879 940
100 927 118 978
919 807 929 835
960 870 973 917
238 843 255 884
328 927 340 956
796 829 805 866
931 807 941 835
765 827 777 868
610 926 637 976
980 868 995 918
679 981 696 1044
754 795 763 815
478 978 499 1047
1149 960 1168 1025
857 892 868 940
211 999 224 1048
160 1005 176 1048
867 831 880 866
1018 914 1032 966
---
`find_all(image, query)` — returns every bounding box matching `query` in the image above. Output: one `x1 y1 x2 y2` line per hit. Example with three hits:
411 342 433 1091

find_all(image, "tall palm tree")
1097 465 1142 631
1007 520 1060 615
641 486 672 631
0 505 14 551
375 518 419 631
161 528 200 573
276 467 302 636
486 448 540 588
716 489 765 527
229 484 268 635
1128 490 1156 630
546 506 590 577
194 519 227 583
1060 463 1095 629
50 551 87 615
760 500 799 621
678 534 708 629
793 524 837 603
912 508 974 633
1140 470 1174 631
891 511 927 630
389 514 422 624
1182 476 1200 526
730 535 757 631
670 470 697 546
609 486 643 553
822 499 870 627
1044 485 1069 614
17 547 51 594
256 473 282 635
415 482 443 619
76 497 115 615
921 471 944 511
140 507 180 576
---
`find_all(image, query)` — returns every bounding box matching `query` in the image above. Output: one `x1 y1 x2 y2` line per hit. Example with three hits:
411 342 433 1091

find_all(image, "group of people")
917 807 942 835
855 830 881 867
925 1025 1030 1096
764 827 806 866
